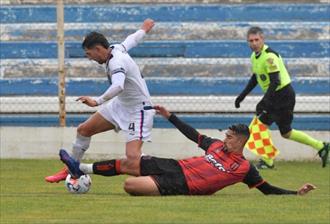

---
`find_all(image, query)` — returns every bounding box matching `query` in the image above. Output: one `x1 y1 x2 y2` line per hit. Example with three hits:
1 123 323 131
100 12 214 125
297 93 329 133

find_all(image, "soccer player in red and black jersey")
59 105 316 196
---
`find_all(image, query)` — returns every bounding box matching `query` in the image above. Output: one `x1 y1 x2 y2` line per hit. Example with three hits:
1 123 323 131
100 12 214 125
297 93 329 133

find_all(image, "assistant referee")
235 27 329 169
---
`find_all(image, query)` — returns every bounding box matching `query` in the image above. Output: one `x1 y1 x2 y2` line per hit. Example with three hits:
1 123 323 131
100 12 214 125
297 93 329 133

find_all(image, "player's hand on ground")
297 183 316 196
153 105 171 119
76 96 98 107
141 18 155 33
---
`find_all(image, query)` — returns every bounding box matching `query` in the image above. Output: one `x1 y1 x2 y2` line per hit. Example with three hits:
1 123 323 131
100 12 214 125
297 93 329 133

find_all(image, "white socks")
71 133 91 161
79 163 94 174
71 134 93 174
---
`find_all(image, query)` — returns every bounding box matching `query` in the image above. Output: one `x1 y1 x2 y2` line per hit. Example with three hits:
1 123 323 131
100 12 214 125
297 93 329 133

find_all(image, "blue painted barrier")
3 22 329 42
1 41 329 59
1 78 329 96
0 114 329 130
1 4 329 23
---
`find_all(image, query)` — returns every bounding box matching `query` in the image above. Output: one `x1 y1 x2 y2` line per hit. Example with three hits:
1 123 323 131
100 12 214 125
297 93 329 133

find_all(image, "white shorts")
98 99 155 142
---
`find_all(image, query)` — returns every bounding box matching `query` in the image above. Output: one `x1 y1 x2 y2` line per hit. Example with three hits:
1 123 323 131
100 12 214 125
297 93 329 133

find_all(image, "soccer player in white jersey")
45 19 155 183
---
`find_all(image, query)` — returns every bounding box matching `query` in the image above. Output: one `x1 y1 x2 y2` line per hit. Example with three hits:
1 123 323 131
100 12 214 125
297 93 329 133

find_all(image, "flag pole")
57 0 66 126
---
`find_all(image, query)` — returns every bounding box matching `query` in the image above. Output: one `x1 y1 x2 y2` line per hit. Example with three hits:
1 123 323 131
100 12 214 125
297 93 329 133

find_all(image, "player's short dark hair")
247 26 264 37
228 124 250 139
82 32 110 49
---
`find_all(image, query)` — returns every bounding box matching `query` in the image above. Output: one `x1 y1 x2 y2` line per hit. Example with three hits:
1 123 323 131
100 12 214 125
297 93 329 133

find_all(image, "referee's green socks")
288 129 324 151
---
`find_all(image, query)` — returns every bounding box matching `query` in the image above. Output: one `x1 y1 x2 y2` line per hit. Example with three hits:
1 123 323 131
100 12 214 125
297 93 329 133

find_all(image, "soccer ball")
65 174 92 194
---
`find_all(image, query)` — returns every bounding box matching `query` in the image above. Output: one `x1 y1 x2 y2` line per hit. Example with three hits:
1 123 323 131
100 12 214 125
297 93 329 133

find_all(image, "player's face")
84 46 107 64
224 130 245 152
247 33 264 53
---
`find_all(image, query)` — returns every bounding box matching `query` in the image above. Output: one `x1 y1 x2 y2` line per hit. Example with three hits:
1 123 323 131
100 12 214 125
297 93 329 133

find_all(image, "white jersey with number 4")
97 30 154 142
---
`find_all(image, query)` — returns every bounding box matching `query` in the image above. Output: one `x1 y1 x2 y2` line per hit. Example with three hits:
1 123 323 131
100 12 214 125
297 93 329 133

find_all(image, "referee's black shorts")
259 84 296 135
140 156 189 196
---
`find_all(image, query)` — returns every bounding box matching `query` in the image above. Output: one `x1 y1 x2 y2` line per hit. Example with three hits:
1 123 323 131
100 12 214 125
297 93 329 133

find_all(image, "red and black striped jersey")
178 135 264 195
168 114 298 196
167 112 265 195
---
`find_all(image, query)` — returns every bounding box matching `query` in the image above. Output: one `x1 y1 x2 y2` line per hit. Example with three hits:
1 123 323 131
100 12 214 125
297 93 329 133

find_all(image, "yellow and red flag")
245 116 279 159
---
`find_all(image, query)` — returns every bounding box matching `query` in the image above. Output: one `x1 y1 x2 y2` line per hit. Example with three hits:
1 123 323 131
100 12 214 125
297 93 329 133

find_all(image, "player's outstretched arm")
141 18 155 33
94 72 125 105
77 73 125 106
76 96 98 107
244 165 316 196
153 105 171 119
297 183 316 196
256 182 316 196
120 18 155 52
153 105 199 143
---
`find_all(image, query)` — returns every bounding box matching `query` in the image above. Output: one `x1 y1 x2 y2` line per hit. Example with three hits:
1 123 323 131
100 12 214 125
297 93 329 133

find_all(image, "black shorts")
140 156 189 196
259 84 296 135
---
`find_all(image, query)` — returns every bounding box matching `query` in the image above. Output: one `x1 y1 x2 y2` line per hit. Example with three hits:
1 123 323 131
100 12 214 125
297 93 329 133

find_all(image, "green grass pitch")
1 159 329 224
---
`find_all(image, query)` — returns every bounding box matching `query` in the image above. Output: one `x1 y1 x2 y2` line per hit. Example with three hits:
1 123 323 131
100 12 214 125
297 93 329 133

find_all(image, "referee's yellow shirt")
251 44 291 93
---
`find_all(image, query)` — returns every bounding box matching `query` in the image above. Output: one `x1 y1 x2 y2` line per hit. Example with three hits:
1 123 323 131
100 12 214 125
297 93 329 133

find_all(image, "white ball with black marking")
65 174 92 194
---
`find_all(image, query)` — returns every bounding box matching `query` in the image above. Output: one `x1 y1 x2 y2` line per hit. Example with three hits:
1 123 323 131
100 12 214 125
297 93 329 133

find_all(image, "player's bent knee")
120 159 140 176
77 123 87 135
126 153 141 162
125 140 143 158
123 178 139 195
77 123 93 137
123 177 160 196
125 150 142 164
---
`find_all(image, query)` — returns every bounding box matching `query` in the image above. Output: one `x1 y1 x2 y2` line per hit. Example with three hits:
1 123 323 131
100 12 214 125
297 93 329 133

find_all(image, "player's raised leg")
58 147 142 178
72 112 116 160
45 112 115 183
59 149 159 196
80 140 143 177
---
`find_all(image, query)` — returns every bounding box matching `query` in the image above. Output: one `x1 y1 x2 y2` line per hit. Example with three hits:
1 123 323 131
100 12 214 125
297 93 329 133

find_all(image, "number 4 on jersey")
128 123 135 131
